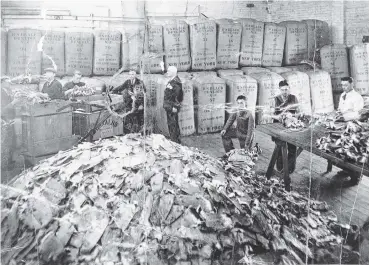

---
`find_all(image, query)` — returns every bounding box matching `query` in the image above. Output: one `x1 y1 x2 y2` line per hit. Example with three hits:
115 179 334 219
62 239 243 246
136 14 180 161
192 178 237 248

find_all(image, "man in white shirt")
337 77 364 119
337 77 364 186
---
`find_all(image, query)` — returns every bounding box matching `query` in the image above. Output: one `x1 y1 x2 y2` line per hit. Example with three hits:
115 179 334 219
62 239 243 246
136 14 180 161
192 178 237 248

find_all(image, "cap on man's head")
341 76 353 83
44 68 56 74
74 70 82 75
279 80 289 88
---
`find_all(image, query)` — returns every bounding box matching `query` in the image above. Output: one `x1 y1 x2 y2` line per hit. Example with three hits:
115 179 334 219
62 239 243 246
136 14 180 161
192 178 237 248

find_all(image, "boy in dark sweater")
221 95 254 153
273 80 299 173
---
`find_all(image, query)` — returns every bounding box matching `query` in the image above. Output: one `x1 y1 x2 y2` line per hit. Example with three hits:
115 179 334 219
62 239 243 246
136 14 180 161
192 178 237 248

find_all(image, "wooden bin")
20 101 78 163
73 109 124 142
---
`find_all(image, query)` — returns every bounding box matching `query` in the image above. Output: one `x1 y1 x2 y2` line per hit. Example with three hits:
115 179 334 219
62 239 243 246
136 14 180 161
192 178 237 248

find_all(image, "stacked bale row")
1 19 330 78
142 67 335 135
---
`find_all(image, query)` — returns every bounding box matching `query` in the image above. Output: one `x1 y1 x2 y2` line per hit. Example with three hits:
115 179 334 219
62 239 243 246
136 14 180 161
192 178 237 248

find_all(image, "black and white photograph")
0 0 369 264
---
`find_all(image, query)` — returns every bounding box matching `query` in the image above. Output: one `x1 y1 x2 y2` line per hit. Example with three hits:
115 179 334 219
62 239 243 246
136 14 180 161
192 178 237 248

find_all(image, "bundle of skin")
12 91 51 105
68 85 96 97
316 121 369 164
280 113 307 130
0 134 361 265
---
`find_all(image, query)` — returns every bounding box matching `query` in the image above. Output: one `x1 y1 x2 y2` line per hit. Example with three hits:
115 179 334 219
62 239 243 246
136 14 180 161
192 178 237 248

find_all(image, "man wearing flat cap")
63 70 86 98
41 68 64 100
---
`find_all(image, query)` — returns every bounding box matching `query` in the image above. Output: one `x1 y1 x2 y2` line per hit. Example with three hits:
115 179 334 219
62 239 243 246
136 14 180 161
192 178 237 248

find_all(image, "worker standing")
130 83 145 133
63 70 86 98
273 80 299 174
220 95 254 154
337 77 364 119
335 77 364 186
163 66 183 144
41 68 64 100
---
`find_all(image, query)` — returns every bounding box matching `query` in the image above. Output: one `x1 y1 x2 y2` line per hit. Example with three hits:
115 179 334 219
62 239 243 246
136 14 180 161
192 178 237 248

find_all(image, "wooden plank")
257 124 369 176
24 135 79 157
20 101 72 116
72 110 124 141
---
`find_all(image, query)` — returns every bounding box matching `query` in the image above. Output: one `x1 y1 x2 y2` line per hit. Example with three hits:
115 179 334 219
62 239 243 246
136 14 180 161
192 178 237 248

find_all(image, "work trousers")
222 128 253 153
272 136 297 172
166 112 181 143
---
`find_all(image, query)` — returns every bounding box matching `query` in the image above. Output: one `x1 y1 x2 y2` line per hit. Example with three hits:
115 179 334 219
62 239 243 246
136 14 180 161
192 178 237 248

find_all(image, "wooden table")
257 123 369 191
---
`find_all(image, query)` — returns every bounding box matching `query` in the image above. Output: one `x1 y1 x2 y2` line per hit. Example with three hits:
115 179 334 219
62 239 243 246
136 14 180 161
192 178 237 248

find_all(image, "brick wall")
344 1 369 45
2 0 368 45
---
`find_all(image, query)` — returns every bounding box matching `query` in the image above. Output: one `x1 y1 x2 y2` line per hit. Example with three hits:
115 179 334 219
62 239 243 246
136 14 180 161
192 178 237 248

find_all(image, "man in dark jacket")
163 66 183 143
41 68 64 100
110 70 142 95
63 70 86 98
221 95 254 153
120 82 146 133
273 80 299 173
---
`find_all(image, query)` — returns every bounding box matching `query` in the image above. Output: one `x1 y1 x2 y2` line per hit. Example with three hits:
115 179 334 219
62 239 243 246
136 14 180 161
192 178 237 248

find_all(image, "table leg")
327 161 333 173
266 144 281 179
296 147 303 157
281 142 291 191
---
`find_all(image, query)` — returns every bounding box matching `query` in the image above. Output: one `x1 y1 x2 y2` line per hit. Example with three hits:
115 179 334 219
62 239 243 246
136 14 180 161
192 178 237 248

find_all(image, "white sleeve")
337 94 344 111
354 93 364 111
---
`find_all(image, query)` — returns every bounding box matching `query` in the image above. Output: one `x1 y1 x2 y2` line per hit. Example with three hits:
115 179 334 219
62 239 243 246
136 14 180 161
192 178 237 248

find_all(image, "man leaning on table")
337 76 364 120
336 76 364 186
272 80 299 174
63 70 85 98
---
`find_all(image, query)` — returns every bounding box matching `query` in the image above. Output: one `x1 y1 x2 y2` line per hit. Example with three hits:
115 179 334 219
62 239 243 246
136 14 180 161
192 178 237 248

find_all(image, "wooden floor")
183 130 369 262
1 130 368 262
182 131 369 227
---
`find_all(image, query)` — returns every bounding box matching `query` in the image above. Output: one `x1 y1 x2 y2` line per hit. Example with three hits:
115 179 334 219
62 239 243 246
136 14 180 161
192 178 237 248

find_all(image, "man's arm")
175 81 184 104
245 113 255 147
337 94 344 111
111 80 127 94
223 113 236 132
163 89 174 112
354 94 364 112
289 95 299 114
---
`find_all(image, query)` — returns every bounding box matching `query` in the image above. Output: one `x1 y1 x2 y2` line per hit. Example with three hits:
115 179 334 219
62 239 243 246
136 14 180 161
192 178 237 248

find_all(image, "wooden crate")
71 94 122 113
73 110 124 142
20 101 74 157
22 135 79 167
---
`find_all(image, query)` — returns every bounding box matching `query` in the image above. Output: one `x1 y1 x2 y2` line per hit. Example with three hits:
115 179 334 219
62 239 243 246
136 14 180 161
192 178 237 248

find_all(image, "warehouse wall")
344 0 369 45
1 0 368 45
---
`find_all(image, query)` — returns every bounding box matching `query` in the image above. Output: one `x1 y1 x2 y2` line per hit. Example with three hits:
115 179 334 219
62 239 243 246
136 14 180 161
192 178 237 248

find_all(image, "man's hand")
65 89 73 96
220 130 226 136
172 107 178 113
138 105 144 110
10 97 21 106
167 84 173 90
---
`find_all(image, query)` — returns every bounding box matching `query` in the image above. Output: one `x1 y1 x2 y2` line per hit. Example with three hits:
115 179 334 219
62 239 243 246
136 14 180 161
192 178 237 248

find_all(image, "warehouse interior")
1 0 369 264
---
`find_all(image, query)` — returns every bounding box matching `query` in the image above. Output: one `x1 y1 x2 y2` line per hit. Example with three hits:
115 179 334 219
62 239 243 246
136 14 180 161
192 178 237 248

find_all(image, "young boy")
220 95 254 153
